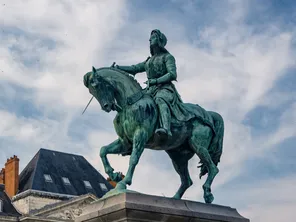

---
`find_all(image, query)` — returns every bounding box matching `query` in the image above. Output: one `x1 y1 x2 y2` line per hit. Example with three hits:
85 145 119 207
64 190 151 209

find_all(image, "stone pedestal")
75 192 249 222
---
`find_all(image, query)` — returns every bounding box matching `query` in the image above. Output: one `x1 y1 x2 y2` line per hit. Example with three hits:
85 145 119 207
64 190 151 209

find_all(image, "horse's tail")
199 111 224 178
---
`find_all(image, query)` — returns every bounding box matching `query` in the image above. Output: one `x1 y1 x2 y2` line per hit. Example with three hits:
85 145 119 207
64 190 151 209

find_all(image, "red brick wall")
4 155 19 198
0 168 5 184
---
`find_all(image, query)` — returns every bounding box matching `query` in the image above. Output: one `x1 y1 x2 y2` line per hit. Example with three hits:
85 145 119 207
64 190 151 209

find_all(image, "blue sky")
0 0 295 221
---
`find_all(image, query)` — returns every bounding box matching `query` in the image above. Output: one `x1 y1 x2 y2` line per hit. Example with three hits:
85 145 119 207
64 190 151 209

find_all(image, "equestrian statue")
83 29 224 204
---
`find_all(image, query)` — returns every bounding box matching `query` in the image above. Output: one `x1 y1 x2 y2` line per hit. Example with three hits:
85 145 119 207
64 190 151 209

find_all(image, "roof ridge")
18 149 41 194
30 150 41 190
19 149 40 178
81 156 108 182
40 148 83 157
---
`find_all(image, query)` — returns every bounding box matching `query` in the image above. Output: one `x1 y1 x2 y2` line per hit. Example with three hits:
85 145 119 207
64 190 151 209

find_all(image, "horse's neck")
103 70 142 107
115 80 141 107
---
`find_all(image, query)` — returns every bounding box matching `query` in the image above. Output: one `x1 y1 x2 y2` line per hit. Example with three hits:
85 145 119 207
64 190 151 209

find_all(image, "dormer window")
99 183 108 191
83 180 92 189
44 174 53 183
62 177 71 185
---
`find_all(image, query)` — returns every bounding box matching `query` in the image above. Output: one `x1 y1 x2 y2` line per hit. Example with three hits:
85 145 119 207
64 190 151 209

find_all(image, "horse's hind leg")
166 146 194 199
100 138 131 182
189 121 219 204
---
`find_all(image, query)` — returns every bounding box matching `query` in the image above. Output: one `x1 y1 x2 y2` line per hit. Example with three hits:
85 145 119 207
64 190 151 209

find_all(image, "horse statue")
83 66 224 204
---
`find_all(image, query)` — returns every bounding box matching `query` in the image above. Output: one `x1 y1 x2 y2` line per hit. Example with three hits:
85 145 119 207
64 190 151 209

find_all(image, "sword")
82 62 116 115
82 96 94 115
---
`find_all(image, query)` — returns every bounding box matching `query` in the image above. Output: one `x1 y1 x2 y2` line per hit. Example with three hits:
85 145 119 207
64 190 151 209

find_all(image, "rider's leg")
154 89 173 137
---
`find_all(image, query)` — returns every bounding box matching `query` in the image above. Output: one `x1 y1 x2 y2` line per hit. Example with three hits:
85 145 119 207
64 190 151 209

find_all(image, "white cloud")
239 176 296 222
0 0 128 108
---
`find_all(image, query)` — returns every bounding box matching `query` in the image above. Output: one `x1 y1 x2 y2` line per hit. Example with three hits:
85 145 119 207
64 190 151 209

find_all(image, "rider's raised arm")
156 54 177 84
115 60 147 76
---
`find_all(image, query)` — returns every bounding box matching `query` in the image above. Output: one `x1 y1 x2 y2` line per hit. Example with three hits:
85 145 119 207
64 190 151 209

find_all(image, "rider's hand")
111 62 116 68
148 78 157 86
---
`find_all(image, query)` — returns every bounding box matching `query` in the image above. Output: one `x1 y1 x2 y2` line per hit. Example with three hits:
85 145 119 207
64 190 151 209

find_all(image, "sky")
0 0 295 221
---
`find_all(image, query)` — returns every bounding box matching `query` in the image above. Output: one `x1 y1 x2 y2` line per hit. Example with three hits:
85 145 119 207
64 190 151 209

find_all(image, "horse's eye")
90 78 99 87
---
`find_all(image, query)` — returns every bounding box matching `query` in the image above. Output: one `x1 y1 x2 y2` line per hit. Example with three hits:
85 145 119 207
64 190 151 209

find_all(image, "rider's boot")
155 98 172 142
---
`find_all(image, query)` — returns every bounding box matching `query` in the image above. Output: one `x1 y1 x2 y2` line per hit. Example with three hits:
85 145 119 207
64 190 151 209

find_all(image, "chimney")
0 168 5 184
4 155 19 198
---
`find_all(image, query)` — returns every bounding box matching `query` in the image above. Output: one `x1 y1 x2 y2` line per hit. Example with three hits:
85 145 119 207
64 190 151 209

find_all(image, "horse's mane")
96 67 142 90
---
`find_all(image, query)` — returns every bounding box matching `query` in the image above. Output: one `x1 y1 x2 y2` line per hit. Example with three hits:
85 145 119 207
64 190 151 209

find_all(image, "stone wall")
13 195 61 215
12 189 75 215
0 215 18 221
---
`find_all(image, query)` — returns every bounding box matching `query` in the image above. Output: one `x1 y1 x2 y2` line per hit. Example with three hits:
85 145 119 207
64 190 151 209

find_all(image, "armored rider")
115 29 188 140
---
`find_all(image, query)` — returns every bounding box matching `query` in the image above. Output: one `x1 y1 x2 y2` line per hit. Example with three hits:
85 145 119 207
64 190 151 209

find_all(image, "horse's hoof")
204 192 214 204
111 172 123 182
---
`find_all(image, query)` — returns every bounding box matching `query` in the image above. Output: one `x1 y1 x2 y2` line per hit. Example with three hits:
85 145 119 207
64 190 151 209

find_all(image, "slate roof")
0 184 21 217
18 148 113 198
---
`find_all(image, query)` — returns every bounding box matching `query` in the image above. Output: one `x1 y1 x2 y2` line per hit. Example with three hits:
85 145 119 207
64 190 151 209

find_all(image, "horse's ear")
92 66 96 74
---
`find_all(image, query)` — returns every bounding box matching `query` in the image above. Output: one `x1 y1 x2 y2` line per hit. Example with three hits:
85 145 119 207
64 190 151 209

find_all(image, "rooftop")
0 184 21 217
17 148 113 198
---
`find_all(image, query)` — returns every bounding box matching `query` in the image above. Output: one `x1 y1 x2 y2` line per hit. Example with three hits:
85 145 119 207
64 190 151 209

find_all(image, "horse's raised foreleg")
189 121 219 204
116 128 148 189
100 138 131 182
166 147 194 199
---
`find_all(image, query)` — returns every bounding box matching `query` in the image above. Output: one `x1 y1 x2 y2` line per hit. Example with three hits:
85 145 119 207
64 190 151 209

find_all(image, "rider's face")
149 33 158 46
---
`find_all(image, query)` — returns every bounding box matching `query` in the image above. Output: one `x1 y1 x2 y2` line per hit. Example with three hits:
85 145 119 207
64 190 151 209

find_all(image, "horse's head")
83 67 116 113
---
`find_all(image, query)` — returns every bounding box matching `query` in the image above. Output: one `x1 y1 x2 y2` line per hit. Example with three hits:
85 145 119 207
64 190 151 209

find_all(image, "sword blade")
82 96 94 115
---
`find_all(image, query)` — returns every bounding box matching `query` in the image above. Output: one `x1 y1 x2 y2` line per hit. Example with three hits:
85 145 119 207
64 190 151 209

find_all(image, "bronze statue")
83 29 224 204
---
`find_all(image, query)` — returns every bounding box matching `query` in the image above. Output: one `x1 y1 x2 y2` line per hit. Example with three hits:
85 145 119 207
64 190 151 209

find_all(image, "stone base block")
75 192 249 222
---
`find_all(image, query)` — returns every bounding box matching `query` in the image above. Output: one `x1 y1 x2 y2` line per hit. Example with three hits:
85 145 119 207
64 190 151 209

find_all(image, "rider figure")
115 29 182 140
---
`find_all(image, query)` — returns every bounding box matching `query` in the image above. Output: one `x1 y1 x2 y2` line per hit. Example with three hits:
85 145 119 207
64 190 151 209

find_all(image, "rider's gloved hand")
147 78 157 86
113 64 120 69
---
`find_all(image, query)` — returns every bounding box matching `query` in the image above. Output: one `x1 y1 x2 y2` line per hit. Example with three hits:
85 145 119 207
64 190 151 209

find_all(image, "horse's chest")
113 113 136 142
121 109 142 139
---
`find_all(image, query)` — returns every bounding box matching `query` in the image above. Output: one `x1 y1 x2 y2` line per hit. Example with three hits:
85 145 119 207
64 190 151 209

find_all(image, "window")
44 174 53 183
99 183 108 191
62 177 71 185
0 199 3 212
72 157 76 161
83 180 92 189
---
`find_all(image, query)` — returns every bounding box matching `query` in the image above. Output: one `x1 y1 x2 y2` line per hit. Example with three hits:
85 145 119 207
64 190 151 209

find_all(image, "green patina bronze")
83 29 224 204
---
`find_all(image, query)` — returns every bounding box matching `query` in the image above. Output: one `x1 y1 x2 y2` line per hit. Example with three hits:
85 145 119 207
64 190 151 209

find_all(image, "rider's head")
150 29 168 55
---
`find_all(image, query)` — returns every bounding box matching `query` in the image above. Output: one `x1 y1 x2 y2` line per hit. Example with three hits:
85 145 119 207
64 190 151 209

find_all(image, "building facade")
0 148 116 221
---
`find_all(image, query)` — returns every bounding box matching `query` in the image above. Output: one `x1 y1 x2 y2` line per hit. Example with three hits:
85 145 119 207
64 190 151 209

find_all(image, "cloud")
0 0 128 172
0 1 295 222
235 176 296 222
0 0 128 108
